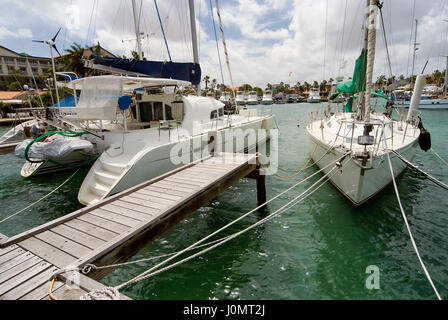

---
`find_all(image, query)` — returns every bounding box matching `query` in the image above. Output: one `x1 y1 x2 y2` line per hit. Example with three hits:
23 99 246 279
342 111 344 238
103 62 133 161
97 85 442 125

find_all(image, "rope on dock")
109 155 349 292
431 148 448 168
70 152 350 280
386 152 442 300
389 150 448 191
0 169 79 225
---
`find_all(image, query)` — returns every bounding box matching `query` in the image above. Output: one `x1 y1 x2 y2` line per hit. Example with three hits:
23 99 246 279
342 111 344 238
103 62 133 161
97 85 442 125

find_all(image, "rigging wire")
209 0 225 85
386 153 442 300
154 0 172 62
405 0 417 79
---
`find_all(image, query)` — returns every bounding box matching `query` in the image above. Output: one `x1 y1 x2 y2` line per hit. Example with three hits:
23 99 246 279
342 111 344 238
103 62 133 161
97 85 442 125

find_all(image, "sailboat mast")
188 0 200 94
131 0 143 60
364 0 377 123
189 0 200 65
358 0 369 120
410 19 418 88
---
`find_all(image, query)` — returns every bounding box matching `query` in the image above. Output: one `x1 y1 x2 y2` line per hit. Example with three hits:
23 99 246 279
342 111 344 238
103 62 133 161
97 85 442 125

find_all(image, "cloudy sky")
1 0 447 88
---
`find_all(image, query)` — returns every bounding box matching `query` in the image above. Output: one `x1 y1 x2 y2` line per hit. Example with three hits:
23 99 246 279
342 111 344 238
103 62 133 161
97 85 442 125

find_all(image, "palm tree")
376 75 386 89
211 78 217 91
64 42 86 77
203 75 210 91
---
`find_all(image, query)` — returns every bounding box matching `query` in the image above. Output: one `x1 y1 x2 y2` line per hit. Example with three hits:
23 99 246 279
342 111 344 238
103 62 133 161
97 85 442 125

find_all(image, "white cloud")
0 26 32 40
1 0 446 89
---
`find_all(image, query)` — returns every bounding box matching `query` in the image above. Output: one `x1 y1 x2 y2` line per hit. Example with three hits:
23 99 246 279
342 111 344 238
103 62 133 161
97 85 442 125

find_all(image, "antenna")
32 28 62 111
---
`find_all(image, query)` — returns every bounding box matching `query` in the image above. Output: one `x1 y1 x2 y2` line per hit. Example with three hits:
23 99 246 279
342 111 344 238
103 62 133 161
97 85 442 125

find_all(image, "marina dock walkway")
0 152 260 300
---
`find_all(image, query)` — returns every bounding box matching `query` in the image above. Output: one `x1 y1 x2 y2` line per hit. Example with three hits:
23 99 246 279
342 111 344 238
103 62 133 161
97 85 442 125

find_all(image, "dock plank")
51 224 107 250
101 203 153 221
142 185 189 197
0 256 42 285
0 261 51 297
137 188 183 201
64 219 118 242
0 244 18 257
131 191 175 205
90 209 142 228
78 213 132 234
20 277 64 300
35 231 92 259
19 237 76 268
0 248 26 265
111 199 159 216
8 266 60 300
120 195 168 211
0 252 34 275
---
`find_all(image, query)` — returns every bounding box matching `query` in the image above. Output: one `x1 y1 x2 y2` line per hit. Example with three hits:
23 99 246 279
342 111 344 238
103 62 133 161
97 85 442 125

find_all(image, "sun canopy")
88 55 201 85
67 75 191 91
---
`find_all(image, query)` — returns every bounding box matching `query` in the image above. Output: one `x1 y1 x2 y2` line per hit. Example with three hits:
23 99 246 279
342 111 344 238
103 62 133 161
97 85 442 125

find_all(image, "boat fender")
417 117 431 152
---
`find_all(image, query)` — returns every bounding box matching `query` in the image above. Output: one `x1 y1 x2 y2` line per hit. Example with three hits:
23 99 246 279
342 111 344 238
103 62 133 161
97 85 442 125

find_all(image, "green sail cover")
344 97 353 112
336 49 367 95
371 89 389 100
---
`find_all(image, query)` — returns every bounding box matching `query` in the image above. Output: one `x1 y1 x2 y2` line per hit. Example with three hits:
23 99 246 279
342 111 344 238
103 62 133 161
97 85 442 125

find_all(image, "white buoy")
407 74 426 121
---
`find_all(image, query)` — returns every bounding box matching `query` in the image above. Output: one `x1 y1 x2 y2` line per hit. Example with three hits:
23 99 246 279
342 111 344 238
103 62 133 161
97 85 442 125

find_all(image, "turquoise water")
0 103 447 300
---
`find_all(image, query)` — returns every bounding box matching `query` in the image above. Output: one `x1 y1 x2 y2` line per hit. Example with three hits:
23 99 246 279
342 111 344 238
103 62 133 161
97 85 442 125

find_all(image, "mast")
359 0 370 120
410 19 418 89
131 0 143 60
364 0 378 122
188 0 200 94
189 0 200 65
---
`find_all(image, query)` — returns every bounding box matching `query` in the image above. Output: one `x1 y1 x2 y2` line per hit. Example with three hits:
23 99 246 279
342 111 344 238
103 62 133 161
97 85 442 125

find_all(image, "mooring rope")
431 148 448 168
386 153 442 300
389 150 448 191
113 159 346 291
0 169 79 225
68 153 349 299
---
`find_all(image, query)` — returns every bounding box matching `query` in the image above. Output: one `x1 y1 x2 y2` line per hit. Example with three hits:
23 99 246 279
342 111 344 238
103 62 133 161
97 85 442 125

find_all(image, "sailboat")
15 0 276 206
306 0 427 207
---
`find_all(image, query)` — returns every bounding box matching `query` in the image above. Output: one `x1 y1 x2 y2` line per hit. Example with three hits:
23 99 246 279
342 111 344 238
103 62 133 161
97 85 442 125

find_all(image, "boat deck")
0 152 259 300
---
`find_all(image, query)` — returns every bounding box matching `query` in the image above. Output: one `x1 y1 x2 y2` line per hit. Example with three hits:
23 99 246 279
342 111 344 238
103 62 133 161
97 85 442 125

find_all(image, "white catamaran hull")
78 116 275 205
307 132 419 206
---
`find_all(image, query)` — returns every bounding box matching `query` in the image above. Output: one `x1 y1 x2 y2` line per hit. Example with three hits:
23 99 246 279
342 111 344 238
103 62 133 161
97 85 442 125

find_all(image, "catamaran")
306 0 427 207
14 0 276 206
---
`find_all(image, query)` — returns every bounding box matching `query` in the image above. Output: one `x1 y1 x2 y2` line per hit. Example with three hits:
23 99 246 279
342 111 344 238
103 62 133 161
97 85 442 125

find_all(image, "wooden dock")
0 152 262 300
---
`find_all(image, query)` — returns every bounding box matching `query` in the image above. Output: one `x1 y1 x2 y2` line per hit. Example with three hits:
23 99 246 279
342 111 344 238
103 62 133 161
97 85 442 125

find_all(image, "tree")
64 42 86 77
240 84 252 91
376 75 386 88
253 86 263 96
313 81 319 88
211 78 217 91
203 75 210 91
7 81 23 91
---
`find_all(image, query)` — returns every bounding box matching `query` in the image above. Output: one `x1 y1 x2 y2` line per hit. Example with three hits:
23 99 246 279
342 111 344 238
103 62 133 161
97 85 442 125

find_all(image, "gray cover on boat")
15 137 94 160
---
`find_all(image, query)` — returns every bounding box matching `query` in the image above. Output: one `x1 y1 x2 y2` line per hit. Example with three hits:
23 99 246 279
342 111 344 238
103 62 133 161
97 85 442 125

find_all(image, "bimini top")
67 75 191 91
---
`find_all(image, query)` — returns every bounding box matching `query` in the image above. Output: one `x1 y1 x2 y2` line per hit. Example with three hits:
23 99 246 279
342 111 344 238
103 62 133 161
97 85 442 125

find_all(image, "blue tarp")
90 54 202 85
49 95 79 108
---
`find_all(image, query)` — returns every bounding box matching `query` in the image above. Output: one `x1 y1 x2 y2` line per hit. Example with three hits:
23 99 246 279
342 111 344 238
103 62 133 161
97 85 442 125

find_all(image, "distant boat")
246 91 258 105
396 96 448 109
235 91 246 105
307 88 321 103
262 90 273 105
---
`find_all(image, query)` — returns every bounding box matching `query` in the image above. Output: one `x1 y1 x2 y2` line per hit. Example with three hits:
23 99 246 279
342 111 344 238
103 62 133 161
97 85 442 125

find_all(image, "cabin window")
139 102 153 122
210 110 218 119
153 102 164 120
218 108 224 117
165 104 174 120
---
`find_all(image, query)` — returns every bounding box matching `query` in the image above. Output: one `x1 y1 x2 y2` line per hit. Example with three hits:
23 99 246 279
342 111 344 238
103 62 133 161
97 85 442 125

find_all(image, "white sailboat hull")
307 132 419 206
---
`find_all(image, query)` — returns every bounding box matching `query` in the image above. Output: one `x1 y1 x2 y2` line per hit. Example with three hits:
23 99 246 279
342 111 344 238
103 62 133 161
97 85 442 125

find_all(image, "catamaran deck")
0 152 261 300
